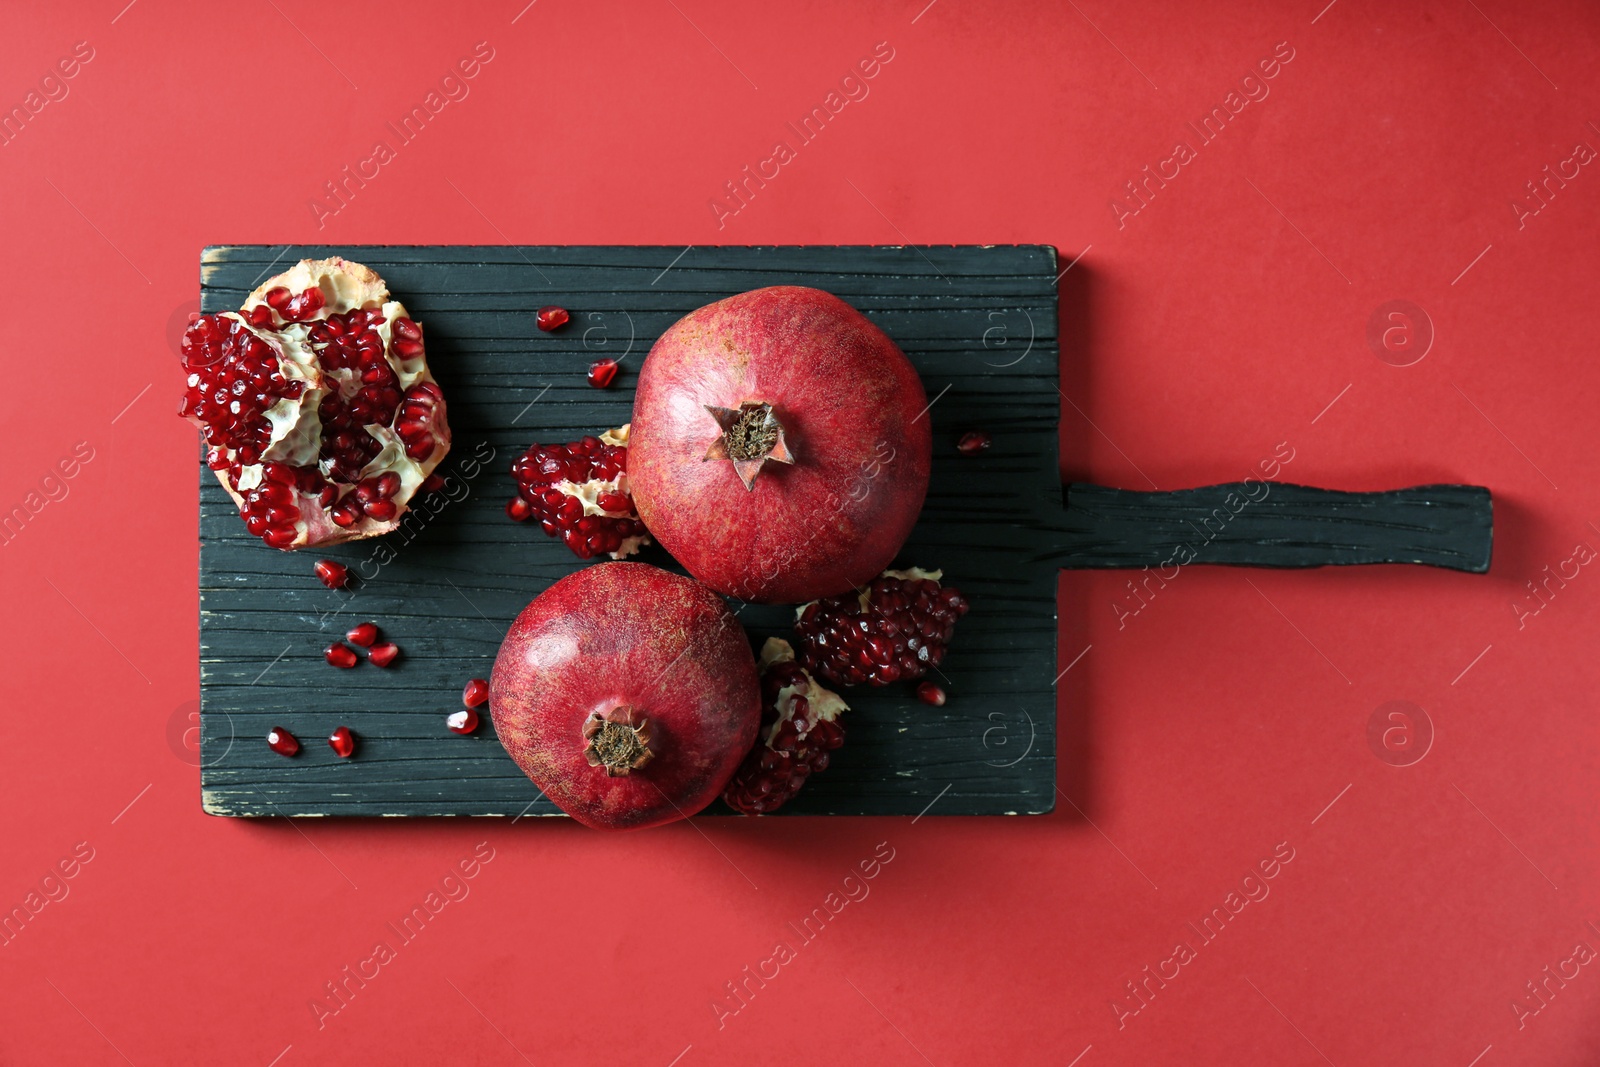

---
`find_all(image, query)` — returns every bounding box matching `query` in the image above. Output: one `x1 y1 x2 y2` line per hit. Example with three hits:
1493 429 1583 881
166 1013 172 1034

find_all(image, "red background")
3 0 1597 1063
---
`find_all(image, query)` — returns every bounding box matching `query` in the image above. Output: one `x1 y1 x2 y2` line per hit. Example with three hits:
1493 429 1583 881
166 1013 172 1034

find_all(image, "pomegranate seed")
368 641 400 668
957 430 992 455
587 359 619 389
267 726 300 757
420 473 446 493
447 708 480 735
328 726 356 758
536 305 569 332
347 622 380 648
462 678 489 708
364 500 398 522
915 681 947 706
325 642 359 669
507 427 648 559
314 560 349 589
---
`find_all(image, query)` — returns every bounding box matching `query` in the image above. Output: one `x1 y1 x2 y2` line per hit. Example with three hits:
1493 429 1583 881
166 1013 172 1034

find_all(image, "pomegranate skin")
489 563 760 831
630 287 931 604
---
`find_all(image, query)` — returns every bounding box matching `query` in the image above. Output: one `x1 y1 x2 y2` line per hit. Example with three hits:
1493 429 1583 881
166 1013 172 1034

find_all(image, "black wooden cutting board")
197 245 1061 817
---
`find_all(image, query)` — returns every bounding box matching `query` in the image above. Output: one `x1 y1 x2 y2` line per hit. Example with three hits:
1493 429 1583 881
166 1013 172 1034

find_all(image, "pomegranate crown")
703 401 795 491
582 706 655 777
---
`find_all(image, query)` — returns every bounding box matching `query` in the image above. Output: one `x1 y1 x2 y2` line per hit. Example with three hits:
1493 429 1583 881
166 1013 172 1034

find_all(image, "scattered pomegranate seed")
267 726 300 757
508 427 649 560
915 681 947 706
420 472 447 493
587 359 619 389
794 569 969 686
462 678 490 708
325 642 359 669
346 622 380 648
368 642 401 668
956 431 992 455
328 726 356 758
536 305 570 332
314 560 349 589
447 708 480 735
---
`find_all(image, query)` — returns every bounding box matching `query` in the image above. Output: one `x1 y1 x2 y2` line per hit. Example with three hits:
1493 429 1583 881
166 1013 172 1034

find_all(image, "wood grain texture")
197 245 1061 818
1042 482 1493 572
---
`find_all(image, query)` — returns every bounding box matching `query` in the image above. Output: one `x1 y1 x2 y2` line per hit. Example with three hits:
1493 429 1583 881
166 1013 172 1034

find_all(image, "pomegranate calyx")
582 706 656 777
703 402 794 491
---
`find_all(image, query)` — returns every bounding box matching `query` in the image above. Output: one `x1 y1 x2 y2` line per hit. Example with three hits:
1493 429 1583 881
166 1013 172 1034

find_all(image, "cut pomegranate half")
722 638 848 815
507 424 651 560
178 258 451 550
793 568 969 686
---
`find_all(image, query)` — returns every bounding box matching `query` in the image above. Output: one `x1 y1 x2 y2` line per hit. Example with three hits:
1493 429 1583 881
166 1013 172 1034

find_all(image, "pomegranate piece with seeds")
722 638 848 815
178 257 451 550
507 424 651 561
793 568 969 687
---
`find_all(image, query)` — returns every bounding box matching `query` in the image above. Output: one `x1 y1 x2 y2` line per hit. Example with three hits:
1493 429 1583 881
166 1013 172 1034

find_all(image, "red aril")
722 639 848 815
314 560 349 589
368 642 400 667
490 562 760 831
956 430 991 455
328 726 356 758
267 726 300 756
629 287 931 604
447 708 480 735
507 425 650 560
346 622 379 647
462 678 489 708
536 305 569 331
325 642 359 669
587 359 619 388
178 258 451 550
915 681 947 706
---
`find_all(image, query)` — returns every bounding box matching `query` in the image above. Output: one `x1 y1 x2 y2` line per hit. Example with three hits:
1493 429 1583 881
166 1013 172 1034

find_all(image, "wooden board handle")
1037 482 1492 572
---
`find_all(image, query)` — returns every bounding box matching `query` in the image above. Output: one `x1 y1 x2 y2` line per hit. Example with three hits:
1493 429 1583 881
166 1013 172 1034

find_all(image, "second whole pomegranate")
628 287 931 604
489 563 760 830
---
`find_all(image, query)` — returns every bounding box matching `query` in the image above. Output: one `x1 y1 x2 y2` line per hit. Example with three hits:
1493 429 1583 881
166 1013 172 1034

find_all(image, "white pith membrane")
757 637 848 748
191 257 450 548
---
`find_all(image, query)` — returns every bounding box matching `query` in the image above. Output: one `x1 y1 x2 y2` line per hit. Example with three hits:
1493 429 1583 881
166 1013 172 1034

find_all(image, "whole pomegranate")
490 563 760 831
178 257 450 549
629 287 931 604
